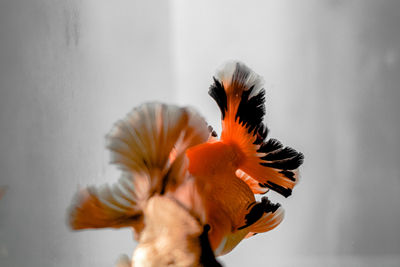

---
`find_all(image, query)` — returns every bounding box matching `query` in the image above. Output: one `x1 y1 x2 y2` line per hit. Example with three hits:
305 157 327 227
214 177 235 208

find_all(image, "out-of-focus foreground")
0 1 399 266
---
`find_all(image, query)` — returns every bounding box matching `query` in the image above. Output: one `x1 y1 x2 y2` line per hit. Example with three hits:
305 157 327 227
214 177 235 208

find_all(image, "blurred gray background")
0 0 399 266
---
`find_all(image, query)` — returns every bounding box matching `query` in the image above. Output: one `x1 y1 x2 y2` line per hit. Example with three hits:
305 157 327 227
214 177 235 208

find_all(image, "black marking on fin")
261 196 281 213
260 181 293 198
261 147 300 161
246 201 257 210
230 63 267 140
260 152 304 170
235 86 266 136
257 138 283 153
238 197 281 230
253 124 269 145
279 170 296 182
257 137 304 171
238 202 264 230
199 224 223 267
209 77 228 119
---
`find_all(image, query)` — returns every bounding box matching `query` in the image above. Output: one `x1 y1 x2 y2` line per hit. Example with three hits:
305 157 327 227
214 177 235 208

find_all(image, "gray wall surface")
0 0 399 266
0 0 174 266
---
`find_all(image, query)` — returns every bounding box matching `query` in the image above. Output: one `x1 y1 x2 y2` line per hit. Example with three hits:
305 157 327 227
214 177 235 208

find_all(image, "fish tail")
209 61 304 197
243 197 285 239
68 103 211 230
107 103 211 194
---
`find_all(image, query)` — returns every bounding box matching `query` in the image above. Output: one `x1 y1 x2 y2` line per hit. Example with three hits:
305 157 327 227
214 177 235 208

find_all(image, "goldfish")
67 61 304 266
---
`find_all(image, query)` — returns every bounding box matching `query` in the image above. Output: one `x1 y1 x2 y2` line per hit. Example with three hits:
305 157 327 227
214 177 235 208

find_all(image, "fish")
67 61 304 266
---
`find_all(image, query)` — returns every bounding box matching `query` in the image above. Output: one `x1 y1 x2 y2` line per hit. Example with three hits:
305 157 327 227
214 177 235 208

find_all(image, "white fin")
215 61 264 98
107 103 208 173
68 103 210 232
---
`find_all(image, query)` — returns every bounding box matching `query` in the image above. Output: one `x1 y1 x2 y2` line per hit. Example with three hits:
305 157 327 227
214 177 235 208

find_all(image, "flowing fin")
68 173 144 233
209 62 304 197
107 103 211 195
68 103 210 232
244 207 284 239
235 169 268 195
212 197 283 255
238 196 284 236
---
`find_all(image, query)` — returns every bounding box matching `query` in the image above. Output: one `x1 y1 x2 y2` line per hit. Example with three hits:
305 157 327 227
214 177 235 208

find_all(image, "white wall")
0 0 400 266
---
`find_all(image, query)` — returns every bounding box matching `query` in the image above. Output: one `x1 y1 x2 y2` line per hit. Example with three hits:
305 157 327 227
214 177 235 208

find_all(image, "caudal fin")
68 103 211 231
242 197 285 238
209 62 304 197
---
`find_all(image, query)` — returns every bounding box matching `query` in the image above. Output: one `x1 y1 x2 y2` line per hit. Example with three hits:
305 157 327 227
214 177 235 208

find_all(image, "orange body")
187 142 254 253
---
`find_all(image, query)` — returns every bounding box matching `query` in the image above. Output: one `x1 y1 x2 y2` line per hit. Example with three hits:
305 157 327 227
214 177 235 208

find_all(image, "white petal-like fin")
68 103 210 233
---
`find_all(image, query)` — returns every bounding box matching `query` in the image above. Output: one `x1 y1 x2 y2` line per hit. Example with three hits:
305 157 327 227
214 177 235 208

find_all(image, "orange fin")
235 169 268 195
237 196 284 236
68 173 144 232
215 196 284 254
209 62 304 197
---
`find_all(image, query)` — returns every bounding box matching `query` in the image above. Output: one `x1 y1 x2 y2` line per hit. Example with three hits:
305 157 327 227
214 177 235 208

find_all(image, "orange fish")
68 61 304 266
